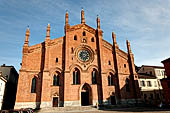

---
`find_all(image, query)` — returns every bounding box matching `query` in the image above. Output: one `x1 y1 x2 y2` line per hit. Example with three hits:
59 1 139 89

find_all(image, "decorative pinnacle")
81 8 85 24
126 40 130 46
97 15 100 29
126 40 132 53
46 23 50 40
24 26 30 45
112 32 116 43
112 32 119 48
26 26 29 36
47 23 50 31
65 10 69 25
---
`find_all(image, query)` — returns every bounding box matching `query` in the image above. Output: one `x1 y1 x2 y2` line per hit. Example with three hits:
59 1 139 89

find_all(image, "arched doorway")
111 95 116 105
81 83 92 106
52 93 59 107
53 97 58 107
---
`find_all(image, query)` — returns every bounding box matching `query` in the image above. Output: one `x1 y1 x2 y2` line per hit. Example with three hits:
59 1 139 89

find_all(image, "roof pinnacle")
81 8 85 24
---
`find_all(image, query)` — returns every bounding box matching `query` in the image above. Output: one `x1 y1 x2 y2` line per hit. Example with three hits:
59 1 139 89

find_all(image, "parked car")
0 110 9 113
0 108 33 113
20 108 34 113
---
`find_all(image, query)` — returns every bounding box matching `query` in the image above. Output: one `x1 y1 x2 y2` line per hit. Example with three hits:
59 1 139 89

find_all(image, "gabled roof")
161 57 170 63
0 65 18 81
0 72 7 82
0 65 13 77
138 73 156 79
69 24 96 34
135 66 141 72
141 65 164 69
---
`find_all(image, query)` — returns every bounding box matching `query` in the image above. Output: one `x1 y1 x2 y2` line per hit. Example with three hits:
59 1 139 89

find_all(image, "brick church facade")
15 9 140 108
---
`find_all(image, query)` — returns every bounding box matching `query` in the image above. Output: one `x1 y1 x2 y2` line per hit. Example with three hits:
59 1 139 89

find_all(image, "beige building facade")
138 65 166 105
138 73 163 105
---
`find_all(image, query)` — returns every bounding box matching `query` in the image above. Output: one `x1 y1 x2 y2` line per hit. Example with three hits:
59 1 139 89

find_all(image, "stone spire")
112 31 121 102
97 15 100 29
65 10 69 25
81 8 85 24
126 39 137 75
45 23 50 41
126 39 138 100
126 40 132 54
65 10 70 32
24 26 29 46
112 32 119 48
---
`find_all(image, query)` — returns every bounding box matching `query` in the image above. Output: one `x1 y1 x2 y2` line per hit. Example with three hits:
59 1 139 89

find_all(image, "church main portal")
81 83 92 106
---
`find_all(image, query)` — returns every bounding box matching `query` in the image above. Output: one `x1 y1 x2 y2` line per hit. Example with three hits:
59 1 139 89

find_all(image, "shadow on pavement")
99 106 170 112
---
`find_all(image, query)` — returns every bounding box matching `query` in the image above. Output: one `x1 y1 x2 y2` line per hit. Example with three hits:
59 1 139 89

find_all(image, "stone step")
35 106 97 112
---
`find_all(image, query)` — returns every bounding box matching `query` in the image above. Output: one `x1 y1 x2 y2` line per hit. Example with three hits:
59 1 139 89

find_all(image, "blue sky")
0 0 170 72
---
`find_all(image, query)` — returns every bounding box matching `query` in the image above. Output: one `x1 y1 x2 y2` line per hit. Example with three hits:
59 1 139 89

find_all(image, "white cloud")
0 0 170 71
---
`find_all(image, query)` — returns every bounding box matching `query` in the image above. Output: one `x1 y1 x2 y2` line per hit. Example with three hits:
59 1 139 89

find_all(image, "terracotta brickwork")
161 58 170 105
15 9 140 109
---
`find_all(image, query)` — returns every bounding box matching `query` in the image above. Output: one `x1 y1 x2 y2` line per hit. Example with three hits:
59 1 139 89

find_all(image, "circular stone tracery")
75 45 94 64
78 49 90 62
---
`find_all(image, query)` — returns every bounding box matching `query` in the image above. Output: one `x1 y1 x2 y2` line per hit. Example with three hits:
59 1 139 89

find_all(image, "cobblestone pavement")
36 111 170 113
35 107 170 113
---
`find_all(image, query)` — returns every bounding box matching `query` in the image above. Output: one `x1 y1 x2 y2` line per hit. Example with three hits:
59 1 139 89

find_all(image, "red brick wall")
161 79 170 104
163 62 170 77
16 23 140 106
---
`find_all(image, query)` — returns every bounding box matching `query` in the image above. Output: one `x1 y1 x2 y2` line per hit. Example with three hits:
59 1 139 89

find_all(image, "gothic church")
15 9 140 108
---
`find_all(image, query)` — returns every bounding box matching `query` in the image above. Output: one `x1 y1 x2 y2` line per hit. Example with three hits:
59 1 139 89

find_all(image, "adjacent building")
0 72 7 110
161 58 170 105
137 65 166 105
138 65 166 80
15 9 141 109
138 73 163 105
0 64 19 110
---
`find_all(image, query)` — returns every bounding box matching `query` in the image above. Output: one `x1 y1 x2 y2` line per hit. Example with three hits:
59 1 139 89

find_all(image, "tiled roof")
138 73 156 79
141 65 164 69
161 57 170 63
0 65 18 80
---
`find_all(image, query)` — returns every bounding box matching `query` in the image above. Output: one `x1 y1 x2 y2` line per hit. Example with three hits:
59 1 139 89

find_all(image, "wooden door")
111 96 116 105
53 97 58 107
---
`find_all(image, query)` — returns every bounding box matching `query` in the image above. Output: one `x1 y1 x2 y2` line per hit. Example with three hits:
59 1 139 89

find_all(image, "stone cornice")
49 37 63 47
117 49 128 60
102 40 113 51
28 43 42 53
68 24 96 35
102 39 128 60
27 37 64 53
19 69 41 73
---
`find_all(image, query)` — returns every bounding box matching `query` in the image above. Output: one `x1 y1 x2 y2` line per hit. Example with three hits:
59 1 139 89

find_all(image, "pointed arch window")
73 68 80 85
74 35 77 40
108 60 111 65
83 31 86 36
108 73 114 86
108 76 111 86
31 77 36 93
91 69 97 84
56 58 58 63
125 78 130 92
53 74 60 86
71 47 74 53
91 37 94 42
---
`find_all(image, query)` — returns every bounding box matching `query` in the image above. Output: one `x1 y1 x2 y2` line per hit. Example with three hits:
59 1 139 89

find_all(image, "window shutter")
108 76 110 86
73 71 75 84
31 77 36 93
